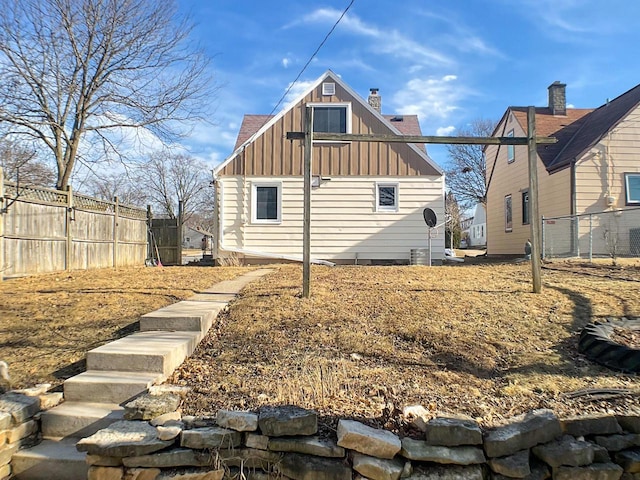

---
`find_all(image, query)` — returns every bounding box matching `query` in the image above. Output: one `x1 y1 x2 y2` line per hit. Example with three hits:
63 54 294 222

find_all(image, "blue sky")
178 0 640 168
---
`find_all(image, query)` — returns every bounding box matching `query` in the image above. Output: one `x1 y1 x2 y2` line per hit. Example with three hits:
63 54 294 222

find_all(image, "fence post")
589 214 593 263
66 186 73 271
147 205 153 262
113 196 119 268
177 200 183 266
0 167 4 282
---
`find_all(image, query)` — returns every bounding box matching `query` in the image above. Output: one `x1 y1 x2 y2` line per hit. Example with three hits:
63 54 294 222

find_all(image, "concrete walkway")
11 269 273 480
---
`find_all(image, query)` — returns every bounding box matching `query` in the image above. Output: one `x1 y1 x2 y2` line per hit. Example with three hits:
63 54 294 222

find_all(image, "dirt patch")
0 266 253 389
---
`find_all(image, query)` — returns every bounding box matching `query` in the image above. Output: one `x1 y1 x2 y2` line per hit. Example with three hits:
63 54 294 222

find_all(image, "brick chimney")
368 88 381 113
548 81 567 116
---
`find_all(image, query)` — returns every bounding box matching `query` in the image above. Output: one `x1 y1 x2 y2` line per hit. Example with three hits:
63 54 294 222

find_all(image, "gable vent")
322 82 336 96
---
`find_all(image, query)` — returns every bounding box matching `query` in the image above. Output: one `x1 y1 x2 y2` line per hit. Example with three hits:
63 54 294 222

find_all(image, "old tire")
579 318 640 373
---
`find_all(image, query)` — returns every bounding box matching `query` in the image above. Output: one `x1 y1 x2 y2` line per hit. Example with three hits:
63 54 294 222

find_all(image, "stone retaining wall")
2 386 640 480
0 386 62 479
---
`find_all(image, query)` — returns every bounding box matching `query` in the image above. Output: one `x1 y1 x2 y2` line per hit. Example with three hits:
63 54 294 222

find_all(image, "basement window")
625 173 640 205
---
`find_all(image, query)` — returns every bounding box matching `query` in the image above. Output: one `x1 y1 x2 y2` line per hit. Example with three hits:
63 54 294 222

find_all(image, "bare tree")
137 151 212 223
0 138 55 186
445 192 462 249
87 171 148 206
445 118 496 209
0 0 212 190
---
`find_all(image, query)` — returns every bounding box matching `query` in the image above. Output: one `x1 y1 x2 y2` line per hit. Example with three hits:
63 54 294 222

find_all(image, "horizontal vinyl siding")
220 176 444 261
576 106 640 214
486 113 571 255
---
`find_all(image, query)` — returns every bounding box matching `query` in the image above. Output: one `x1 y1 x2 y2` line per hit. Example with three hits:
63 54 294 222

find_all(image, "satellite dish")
423 208 437 227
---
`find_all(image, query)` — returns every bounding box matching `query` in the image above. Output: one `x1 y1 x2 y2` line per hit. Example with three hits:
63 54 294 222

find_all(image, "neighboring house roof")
507 82 640 173
215 70 442 176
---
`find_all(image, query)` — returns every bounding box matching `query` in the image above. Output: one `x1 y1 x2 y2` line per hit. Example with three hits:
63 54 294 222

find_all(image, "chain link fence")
542 207 640 261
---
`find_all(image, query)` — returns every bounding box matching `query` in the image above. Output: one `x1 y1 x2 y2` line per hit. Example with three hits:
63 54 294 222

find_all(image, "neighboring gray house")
183 225 213 250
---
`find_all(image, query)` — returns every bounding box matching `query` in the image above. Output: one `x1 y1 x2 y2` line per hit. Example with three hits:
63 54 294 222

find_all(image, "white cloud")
282 58 290 68
281 79 316 107
290 8 452 67
392 75 467 121
436 126 456 136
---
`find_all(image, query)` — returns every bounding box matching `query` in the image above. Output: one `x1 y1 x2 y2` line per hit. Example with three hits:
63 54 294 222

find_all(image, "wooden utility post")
302 107 313 298
288 126 555 298
527 107 542 293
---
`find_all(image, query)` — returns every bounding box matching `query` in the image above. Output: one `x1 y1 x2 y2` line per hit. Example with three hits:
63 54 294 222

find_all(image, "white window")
625 173 640 205
505 194 513 232
251 182 281 224
376 183 398 212
308 102 352 135
507 129 515 163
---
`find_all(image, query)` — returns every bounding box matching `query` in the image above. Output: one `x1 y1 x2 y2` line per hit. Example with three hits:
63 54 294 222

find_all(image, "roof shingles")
510 83 640 172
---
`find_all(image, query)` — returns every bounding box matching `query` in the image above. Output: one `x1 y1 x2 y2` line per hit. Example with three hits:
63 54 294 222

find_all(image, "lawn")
1 260 639 432
169 261 640 431
0 266 253 389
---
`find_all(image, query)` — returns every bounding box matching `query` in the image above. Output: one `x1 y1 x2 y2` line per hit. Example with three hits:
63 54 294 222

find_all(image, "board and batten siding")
575 104 640 215
486 112 571 255
219 176 444 262
219 80 439 178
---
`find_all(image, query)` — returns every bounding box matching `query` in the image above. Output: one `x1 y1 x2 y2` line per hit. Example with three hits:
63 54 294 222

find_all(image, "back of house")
213 70 444 265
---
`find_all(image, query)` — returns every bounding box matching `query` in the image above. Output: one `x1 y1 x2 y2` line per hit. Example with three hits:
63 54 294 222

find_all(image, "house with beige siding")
212 70 445 265
486 81 640 256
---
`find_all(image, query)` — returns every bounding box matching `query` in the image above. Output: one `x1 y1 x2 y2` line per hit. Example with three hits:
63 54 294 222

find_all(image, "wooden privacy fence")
0 169 148 279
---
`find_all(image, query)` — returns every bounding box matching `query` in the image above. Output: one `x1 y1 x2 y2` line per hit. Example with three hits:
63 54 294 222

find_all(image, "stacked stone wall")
0 386 62 479
2 387 640 480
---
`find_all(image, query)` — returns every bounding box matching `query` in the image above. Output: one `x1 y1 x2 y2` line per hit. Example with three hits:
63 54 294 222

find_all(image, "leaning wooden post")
527 106 542 293
302 106 313 298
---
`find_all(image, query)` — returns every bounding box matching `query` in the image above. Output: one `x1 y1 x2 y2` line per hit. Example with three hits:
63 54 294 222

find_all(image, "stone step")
139 299 228 333
86 330 202 376
41 402 124 439
11 438 88 480
64 370 163 404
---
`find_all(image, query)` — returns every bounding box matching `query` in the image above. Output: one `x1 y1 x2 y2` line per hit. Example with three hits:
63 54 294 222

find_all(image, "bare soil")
2 260 639 433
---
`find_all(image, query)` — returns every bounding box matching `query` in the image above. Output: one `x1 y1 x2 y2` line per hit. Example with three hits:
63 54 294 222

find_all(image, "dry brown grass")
2 260 639 432
0 266 253 388
170 261 640 430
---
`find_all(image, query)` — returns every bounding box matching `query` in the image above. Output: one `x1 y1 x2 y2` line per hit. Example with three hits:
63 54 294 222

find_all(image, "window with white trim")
624 173 640 205
251 182 281 224
376 183 398 212
309 103 351 134
507 129 515 163
505 194 513 232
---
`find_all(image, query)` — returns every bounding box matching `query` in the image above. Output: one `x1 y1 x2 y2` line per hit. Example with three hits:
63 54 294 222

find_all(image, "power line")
266 0 356 118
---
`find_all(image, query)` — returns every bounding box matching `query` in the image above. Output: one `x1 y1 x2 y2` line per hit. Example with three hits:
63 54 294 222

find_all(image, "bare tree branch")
0 0 213 190
445 118 497 210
